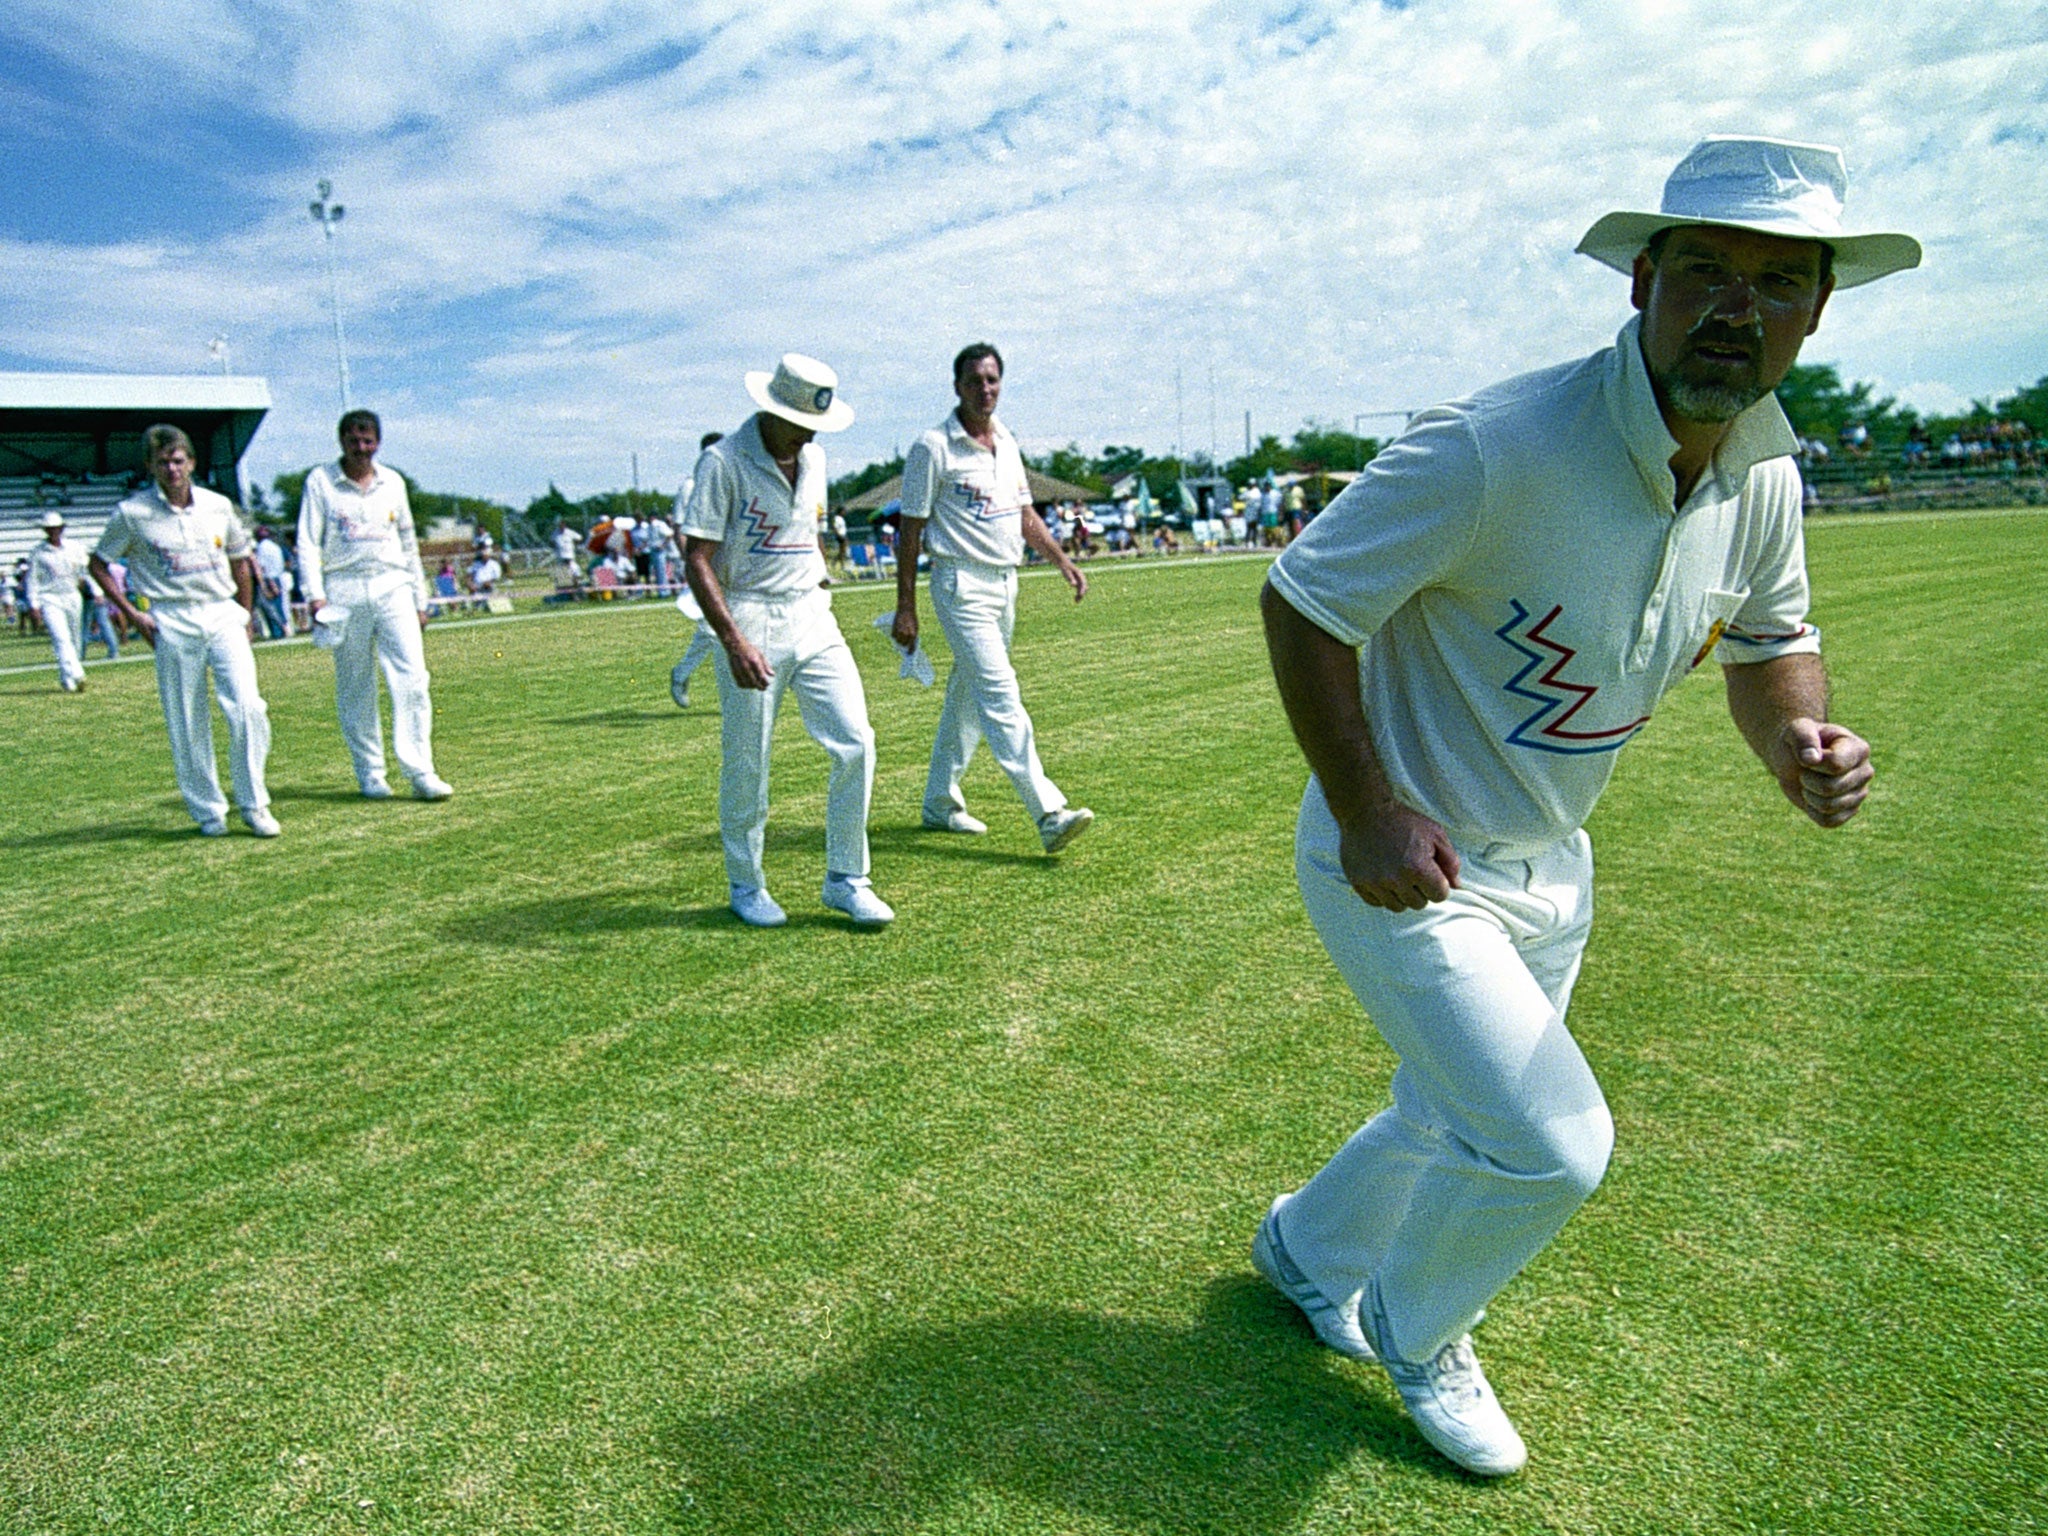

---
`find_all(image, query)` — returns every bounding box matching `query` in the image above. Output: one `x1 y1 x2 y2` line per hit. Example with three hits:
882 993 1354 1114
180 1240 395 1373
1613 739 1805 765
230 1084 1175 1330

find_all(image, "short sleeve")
1266 407 1486 647
222 507 253 559
900 435 941 522
677 450 730 541
1717 460 1823 665
93 509 134 562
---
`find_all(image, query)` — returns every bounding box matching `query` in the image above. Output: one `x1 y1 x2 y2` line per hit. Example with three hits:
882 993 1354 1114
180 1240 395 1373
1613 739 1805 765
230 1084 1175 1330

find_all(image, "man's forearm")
1021 508 1067 567
1724 653 1829 769
894 520 923 610
1261 579 1397 822
683 545 741 646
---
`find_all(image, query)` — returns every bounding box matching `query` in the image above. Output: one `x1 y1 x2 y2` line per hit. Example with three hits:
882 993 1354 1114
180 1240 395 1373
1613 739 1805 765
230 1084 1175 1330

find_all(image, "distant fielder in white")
297 409 454 801
26 511 101 692
90 424 280 837
1252 137 1916 1476
890 343 1094 853
680 355 893 929
670 430 725 710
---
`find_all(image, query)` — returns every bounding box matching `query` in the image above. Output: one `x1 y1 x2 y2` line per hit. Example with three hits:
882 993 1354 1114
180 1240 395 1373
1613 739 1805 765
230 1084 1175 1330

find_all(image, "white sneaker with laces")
1037 806 1095 853
1363 1291 1526 1477
412 774 455 801
921 808 987 835
822 874 894 927
241 807 282 838
729 885 787 928
1250 1196 1376 1362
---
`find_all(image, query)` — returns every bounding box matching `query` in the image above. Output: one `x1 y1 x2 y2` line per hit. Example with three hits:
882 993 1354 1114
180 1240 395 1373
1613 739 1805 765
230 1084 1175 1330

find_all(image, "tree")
1995 375 2048 435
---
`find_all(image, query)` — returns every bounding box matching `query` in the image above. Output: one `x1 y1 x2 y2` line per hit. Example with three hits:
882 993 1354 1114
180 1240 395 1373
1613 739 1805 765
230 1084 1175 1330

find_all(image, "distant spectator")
468 542 503 596
830 509 850 567
434 560 459 600
1838 420 1870 456
251 526 292 639
551 519 582 590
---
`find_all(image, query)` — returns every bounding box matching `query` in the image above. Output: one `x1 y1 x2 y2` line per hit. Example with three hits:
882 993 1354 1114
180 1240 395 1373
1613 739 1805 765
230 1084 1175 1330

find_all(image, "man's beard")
1655 317 1771 424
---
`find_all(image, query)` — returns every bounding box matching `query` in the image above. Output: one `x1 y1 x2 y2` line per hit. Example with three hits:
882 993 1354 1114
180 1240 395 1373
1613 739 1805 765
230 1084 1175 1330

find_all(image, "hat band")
772 376 833 415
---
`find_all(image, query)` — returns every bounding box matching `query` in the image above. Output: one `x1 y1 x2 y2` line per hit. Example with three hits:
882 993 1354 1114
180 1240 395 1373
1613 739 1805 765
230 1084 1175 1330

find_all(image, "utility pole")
1244 410 1252 458
208 335 231 375
308 180 352 412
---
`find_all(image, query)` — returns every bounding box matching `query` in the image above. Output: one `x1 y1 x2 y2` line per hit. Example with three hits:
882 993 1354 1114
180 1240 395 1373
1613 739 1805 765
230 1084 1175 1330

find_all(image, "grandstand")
0 373 270 568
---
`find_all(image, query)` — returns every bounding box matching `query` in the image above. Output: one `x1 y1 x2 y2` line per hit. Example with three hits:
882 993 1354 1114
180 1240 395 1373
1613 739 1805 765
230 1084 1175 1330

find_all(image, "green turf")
3 517 2044 1534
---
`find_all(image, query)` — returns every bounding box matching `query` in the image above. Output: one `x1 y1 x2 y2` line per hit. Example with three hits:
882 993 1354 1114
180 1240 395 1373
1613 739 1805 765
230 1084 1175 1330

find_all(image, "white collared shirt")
1270 315 1821 849
900 410 1032 567
297 461 428 607
677 415 828 599
26 538 86 610
96 484 251 605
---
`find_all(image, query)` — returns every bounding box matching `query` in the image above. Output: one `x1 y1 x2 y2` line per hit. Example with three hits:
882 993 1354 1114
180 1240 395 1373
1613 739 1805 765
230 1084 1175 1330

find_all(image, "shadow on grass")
1 820 196 849
440 886 732 945
663 1277 1462 1534
269 785 387 806
546 708 687 728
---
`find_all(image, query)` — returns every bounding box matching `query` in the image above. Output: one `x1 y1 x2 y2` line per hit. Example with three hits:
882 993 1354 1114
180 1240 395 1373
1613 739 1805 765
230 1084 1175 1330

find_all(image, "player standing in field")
26 511 100 692
1252 136 1917 1475
297 410 455 802
91 424 280 837
669 431 725 710
890 343 1094 853
680 355 893 929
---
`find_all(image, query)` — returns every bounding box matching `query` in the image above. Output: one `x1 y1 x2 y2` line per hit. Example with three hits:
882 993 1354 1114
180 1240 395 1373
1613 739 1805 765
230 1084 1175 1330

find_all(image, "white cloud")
1 0 2043 504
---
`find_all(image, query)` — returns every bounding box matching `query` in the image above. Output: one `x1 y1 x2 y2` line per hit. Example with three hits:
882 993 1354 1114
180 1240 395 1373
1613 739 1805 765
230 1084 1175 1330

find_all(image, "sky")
0 1 2042 506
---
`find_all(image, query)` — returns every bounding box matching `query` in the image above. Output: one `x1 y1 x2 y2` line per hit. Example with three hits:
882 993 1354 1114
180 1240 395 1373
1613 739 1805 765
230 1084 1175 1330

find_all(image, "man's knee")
1515 1102 1613 1204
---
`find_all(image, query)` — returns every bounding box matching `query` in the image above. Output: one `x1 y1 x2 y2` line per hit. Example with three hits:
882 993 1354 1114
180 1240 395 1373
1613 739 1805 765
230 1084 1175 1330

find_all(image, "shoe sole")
921 817 986 835
1041 809 1095 854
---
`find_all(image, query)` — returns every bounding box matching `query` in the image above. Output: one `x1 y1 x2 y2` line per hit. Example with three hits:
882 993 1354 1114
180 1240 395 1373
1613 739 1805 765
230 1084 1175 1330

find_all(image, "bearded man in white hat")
680 354 893 928
1251 136 1916 1477
26 510 102 692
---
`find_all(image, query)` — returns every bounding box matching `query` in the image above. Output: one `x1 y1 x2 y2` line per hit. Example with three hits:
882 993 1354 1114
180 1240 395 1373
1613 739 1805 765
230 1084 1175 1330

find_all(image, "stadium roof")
0 371 270 493
843 466 1102 512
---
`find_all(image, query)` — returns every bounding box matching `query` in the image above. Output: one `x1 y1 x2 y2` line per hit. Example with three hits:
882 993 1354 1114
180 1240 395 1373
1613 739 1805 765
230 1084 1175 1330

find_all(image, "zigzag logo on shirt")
952 476 1022 522
737 496 816 556
1496 600 1651 755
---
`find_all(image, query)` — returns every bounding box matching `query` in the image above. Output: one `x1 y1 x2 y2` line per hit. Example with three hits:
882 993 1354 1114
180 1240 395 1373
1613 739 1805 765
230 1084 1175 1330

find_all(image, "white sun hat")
40 510 65 528
1576 135 1921 289
745 353 856 432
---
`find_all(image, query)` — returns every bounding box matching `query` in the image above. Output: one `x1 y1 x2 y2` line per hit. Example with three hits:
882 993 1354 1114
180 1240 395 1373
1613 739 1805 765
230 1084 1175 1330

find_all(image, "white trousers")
40 595 85 688
923 559 1065 825
327 572 437 789
1280 777 1614 1365
711 587 875 890
151 599 271 825
674 622 716 684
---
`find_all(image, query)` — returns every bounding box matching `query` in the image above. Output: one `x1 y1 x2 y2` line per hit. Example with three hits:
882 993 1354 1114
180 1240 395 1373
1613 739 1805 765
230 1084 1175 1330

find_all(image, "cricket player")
26 511 98 692
890 344 1094 853
1251 136 1916 1475
680 355 892 929
670 431 725 709
296 410 454 801
91 424 280 837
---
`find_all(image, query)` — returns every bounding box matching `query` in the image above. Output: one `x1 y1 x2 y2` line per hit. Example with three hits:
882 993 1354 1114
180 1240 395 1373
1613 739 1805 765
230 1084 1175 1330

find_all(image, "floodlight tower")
309 179 353 411
208 334 231 375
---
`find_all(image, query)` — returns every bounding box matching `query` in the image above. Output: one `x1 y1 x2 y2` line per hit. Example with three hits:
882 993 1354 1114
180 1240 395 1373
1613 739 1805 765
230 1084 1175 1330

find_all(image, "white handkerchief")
872 611 935 687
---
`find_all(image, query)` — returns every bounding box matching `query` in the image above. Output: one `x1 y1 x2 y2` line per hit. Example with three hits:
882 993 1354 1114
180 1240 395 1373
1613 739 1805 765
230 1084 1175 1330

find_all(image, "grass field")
4 512 2045 1535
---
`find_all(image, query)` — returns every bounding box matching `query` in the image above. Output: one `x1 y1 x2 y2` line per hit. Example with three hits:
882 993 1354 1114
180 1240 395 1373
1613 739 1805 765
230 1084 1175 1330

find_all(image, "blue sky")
1 1 2042 505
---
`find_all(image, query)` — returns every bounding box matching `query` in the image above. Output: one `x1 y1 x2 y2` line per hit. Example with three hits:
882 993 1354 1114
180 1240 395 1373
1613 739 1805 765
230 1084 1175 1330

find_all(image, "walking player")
890 344 1094 852
90 424 279 837
680 355 892 928
669 431 725 709
296 409 454 801
1251 136 1914 1475
26 511 99 692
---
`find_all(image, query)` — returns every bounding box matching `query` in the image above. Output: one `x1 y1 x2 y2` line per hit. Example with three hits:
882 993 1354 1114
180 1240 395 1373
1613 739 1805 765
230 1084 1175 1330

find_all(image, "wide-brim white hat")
745 353 855 432
39 510 65 528
1576 135 1920 290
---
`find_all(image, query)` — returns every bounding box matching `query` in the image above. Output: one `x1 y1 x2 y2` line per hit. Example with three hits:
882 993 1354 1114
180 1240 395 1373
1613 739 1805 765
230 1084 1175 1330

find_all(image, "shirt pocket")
1688 587 1750 671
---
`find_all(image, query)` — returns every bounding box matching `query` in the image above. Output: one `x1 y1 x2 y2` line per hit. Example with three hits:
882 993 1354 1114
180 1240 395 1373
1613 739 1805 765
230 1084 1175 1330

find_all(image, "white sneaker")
197 818 228 838
1365 1303 1526 1477
670 663 691 709
241 807 282 838
1038 806 1095 853
729 885 787 928
1250 1196 1376 1362
921 808 987 835
822 874 894 927
412 774 455 801
361 777 395 800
